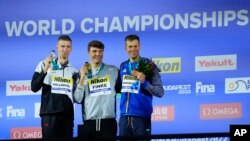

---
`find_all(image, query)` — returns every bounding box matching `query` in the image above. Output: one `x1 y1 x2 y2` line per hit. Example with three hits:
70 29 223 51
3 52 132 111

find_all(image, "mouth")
93 57 101 61
130 52 137 56
62 54 69 57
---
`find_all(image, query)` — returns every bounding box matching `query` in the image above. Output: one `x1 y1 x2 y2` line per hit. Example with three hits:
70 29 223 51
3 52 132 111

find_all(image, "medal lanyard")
91 63 105 77
128 57 141 74
128 61 138 75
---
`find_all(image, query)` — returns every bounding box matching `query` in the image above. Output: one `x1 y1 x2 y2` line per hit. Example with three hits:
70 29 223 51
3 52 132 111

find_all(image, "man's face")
57 40 72 59
125 39 140 59
88 47 103 64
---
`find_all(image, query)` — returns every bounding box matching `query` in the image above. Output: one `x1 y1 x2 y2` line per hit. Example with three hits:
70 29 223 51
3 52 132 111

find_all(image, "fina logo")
6 106 25 119
225 77 250 94
196 82 215 95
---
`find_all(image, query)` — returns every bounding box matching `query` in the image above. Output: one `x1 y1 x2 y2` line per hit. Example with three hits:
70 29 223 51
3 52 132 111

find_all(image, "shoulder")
119 59 129 68
140 57 155 67
104 64 119 71
34 60 45 72
37 60 44 66
140 57 152 63
67 63 78 73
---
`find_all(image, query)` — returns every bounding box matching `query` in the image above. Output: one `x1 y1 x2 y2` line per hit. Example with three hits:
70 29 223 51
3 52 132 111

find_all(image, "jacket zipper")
63 68 64 76
126 92 130 113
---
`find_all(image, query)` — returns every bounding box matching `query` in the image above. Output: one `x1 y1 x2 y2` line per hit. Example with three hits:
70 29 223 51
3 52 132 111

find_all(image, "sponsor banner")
6 105 25 119
152 57 181 73
163 84 191 95
195 54 237 72
34 103 40 118
200 103 242 120
10 127 42 139
196 82 215 95
225 77 250 94
152 106 174 121
6 80 41 96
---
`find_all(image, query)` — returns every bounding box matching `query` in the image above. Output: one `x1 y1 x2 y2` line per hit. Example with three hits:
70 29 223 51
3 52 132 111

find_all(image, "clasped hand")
80 63 91 78
132 70 145 83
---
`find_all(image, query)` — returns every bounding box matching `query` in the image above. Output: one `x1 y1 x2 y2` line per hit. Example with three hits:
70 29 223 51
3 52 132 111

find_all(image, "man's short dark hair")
57 35 72 42
125 34 140 44
88 40 104 51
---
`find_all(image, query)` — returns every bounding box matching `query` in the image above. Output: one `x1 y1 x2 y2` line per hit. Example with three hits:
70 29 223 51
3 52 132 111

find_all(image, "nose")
95 50 103 56
63 47 70 52
131 47 136 51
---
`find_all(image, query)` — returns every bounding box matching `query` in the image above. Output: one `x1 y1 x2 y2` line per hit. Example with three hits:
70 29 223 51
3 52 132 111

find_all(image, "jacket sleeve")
73 73 85 103
141 64 164 98
115 69 122 93
31 61 47 92
74 84 85 103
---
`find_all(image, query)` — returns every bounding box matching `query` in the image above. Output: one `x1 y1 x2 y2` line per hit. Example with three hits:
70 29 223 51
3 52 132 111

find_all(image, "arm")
140 66 164 98
115 69 122 93
31 56 52 92
31 62 47 92
74 83 85 103
72 72 84 103
73 65 88 103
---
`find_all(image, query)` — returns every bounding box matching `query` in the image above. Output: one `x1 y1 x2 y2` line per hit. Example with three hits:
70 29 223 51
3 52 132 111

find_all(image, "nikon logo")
152 57 181 73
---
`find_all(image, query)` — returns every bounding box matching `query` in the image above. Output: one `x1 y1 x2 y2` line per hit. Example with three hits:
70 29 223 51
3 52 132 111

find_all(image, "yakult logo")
195 54 237 72
200 103 242 120
152 106 174 121
6 80 41 96
11 127 42 139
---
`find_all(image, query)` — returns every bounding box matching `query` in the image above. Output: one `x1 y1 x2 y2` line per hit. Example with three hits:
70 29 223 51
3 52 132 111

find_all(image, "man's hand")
43 56 52 73
132 70 145 83
79 63 91 86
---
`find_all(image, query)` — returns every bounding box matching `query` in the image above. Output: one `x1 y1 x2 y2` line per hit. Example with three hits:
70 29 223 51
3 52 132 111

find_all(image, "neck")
130 56 140 63
91 62 102 69
58 56 68 65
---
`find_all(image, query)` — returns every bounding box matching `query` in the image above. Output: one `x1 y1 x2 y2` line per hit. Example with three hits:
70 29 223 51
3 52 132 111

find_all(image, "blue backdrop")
0 0 249 140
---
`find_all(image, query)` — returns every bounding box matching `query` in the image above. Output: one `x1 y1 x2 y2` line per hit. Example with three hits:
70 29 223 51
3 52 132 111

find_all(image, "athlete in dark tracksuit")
31 35 78 140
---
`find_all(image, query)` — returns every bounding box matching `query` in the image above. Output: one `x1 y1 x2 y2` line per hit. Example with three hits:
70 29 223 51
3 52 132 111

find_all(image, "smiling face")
125 39 141 61
88 46 103 65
